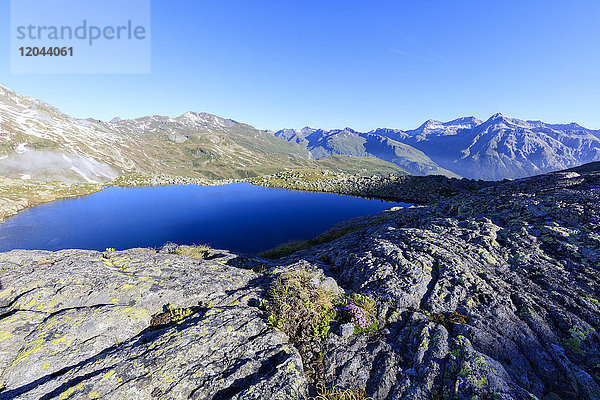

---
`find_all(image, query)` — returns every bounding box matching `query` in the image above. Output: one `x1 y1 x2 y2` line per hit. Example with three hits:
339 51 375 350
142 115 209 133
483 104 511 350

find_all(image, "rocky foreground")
0 167 599 399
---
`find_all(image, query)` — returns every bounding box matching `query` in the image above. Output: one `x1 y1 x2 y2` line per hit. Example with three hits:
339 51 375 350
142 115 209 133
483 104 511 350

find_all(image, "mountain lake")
0 183 408 254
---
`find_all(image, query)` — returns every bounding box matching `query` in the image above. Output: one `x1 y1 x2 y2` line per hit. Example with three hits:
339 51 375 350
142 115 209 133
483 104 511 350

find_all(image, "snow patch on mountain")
15 143 30 154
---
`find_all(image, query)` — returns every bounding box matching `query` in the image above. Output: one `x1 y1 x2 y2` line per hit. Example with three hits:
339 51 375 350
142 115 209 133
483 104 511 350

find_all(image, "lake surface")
0 183 407 254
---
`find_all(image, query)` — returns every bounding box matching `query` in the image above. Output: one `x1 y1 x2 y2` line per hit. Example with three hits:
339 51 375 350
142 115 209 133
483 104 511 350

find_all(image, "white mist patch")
15 143 30 154
0 150 118 183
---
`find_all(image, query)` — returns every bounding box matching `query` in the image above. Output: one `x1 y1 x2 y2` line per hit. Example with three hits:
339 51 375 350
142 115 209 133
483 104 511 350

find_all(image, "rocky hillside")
277 114 600 180
0 165 598 399
0 84 407 183
4 83 598 185
273 127 457 177
393 114 600 180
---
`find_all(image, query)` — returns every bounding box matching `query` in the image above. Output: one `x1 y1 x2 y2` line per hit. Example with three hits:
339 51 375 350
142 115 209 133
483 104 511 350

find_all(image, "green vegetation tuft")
150 304 195 327
262 269 336 342
261 269 378 342
166 304 193 322
563 326 586 355
336 293 376 312
313 386 372 400
258 224 365 259
333 293 379 334
174 244 210 259
429 311 469 330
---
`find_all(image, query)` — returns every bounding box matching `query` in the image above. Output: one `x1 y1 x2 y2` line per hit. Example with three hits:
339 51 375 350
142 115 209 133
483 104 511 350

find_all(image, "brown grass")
263 269 336 342
174 244 210 259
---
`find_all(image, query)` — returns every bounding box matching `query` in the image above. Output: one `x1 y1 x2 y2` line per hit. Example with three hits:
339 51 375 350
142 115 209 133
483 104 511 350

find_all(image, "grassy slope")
136 130 410 180
314 155 409 176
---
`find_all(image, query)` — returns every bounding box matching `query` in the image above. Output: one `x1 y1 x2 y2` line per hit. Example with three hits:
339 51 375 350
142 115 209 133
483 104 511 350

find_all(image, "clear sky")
1 1 599 131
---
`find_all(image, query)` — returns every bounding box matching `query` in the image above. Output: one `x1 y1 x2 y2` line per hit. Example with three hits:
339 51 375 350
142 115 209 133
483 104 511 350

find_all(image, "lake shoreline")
0 177 105 223
0 170 492 225
0 171 382 224
0 181 403 253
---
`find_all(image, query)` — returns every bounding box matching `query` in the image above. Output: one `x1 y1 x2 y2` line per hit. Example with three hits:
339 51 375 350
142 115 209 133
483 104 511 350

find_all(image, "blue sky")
1 1 599 131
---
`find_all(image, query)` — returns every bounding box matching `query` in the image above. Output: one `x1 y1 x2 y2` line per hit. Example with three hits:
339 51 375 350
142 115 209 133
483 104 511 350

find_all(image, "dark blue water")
0 183 407 254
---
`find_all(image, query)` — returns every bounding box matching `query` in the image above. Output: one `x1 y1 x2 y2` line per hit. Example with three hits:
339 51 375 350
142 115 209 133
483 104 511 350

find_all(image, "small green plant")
312 309 337 340
563 326 586 355
174 244 210 259
313 386 371 400
429 311 469 330
263 269 337 342
266 313 285 330
105 248 116 253
336 293 376 313
166 304 193 322
262 272 379 341
334 294 378 334
150 303 195 326
102 256 130 269
261 300 286 330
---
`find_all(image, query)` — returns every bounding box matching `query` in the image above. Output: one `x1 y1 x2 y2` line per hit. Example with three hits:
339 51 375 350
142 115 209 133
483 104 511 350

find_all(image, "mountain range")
274 114 600 180
0 85 407 183
1 83 599 182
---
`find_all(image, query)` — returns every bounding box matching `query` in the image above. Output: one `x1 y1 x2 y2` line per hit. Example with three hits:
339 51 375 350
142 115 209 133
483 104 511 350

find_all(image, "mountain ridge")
1 83 599 182
277 112 600 180
1 84 408 182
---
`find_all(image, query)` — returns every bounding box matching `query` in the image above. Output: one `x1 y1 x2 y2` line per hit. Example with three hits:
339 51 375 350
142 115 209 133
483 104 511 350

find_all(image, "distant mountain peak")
423 119 441 128
300 127 317 135
0 83 12 94
484 113 515 126
448 116 482 126
486 113 513 124
412 119 441 133
561 122 586 130
179 111 209 119
174 111 241 129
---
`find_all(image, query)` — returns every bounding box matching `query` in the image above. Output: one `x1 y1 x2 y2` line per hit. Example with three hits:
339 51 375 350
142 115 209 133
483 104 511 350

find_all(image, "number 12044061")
19 47 73 56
